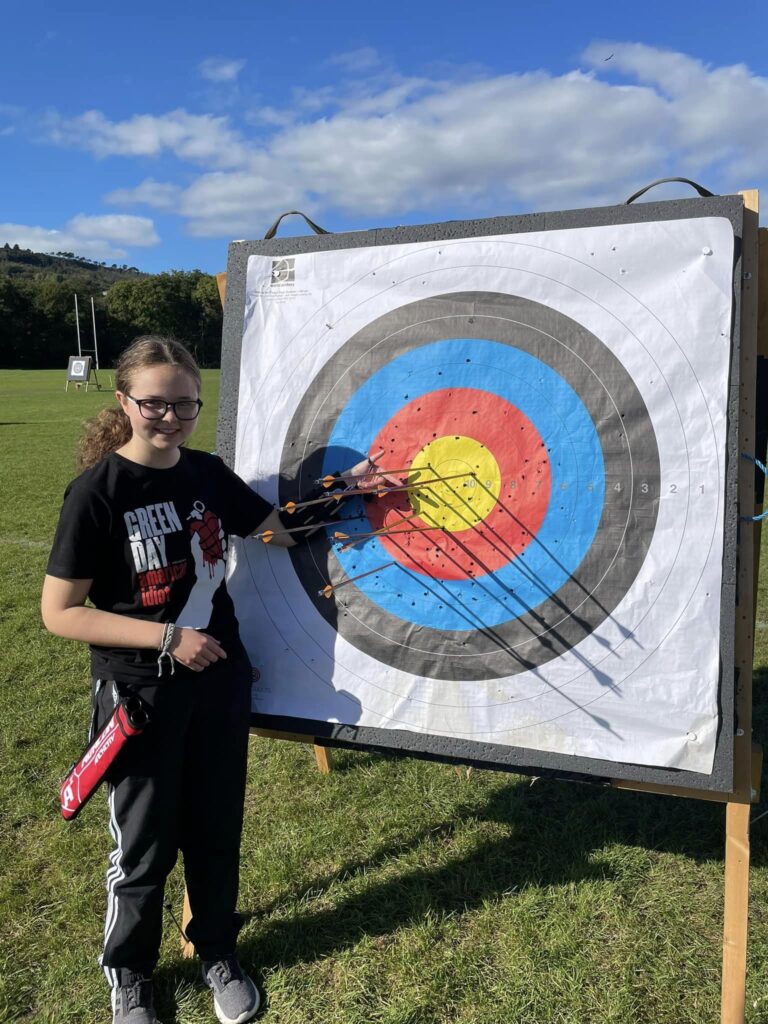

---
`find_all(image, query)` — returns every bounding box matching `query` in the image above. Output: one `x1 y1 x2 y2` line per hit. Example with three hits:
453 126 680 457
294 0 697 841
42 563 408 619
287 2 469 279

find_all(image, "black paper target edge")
219 196 743 793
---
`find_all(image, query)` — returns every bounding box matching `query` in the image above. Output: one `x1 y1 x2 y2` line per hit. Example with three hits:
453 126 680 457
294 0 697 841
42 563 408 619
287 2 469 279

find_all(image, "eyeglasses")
126 395 203 420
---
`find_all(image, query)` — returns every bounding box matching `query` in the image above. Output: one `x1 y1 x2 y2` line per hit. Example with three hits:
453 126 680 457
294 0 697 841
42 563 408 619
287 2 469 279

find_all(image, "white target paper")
228 217 735 773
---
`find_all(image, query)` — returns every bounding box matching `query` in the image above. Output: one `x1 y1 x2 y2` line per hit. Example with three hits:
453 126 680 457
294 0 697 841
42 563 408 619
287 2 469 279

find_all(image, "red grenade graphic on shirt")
176 500 228 630
187 500 224 577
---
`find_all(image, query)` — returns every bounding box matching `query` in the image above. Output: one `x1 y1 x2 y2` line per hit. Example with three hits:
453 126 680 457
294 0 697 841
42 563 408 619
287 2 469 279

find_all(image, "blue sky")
2 0 767 273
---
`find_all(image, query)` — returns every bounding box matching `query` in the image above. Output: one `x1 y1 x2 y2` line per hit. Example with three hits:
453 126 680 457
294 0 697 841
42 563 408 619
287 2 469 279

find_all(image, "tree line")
0 249 224 368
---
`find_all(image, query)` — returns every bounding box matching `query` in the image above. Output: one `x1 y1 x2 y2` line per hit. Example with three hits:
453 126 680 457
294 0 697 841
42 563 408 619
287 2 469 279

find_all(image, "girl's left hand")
340 450 401 491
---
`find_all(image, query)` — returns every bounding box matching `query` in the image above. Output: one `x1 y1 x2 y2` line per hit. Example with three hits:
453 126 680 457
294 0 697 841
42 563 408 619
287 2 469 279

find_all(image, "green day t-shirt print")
123 497 228 625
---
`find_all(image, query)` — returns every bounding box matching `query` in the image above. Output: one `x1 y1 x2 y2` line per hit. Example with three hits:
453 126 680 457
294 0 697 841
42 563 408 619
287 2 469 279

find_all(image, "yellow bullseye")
408 435 501 532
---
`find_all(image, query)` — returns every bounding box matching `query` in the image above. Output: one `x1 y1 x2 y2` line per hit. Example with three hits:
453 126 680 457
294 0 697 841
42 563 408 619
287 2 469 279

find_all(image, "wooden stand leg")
721 801 751 1024
180 887 195 958
314 744 333 773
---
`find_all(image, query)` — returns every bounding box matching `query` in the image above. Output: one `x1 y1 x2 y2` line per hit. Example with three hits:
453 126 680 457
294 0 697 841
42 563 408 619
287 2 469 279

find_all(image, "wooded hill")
0 245 224 369
0 243 143 284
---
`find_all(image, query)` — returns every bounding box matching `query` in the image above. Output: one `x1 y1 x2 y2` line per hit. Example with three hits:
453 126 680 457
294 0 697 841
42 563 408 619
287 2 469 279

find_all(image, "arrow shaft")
319 561 396 597
316 466 420 484
255 517 362 540
282 472 476 512
337 523 441 547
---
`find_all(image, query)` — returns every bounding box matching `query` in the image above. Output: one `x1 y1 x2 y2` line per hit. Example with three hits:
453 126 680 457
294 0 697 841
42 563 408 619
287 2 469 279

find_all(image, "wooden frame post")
181 887 194 959
720 189 761 1024
722 799 752 1023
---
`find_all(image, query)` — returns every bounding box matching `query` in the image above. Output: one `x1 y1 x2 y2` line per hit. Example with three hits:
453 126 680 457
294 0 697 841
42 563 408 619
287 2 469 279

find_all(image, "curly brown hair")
77 336 202 470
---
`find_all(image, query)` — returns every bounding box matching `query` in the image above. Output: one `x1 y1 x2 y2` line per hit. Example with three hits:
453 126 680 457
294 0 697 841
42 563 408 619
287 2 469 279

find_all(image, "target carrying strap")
263 210 329 239
624 177 716 204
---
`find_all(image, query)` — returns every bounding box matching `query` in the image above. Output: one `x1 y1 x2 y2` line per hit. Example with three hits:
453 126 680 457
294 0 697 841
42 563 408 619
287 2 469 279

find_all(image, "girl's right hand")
170 627 227 671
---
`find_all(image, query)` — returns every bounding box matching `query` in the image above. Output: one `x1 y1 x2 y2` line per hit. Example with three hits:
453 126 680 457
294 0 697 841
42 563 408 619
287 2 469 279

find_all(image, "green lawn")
1 369 767 1024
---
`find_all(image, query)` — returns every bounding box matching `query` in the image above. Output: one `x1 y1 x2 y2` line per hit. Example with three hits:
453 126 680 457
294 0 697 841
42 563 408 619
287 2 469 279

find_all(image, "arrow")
317 466 423 487
334 523 442 552
255 517 363 543
281 493 353 514
281 473 477 512
319 561 396 599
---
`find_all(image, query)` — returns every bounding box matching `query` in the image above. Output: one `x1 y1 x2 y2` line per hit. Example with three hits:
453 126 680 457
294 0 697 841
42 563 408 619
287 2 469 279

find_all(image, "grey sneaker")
111 971 160 1024
202 956 260 1024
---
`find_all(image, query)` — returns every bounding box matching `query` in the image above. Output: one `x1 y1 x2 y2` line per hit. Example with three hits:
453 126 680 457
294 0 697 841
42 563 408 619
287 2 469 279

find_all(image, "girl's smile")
116 365 200 468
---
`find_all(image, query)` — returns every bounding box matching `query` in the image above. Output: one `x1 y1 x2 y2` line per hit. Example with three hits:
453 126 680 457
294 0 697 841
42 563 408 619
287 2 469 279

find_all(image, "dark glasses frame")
125 395 204 421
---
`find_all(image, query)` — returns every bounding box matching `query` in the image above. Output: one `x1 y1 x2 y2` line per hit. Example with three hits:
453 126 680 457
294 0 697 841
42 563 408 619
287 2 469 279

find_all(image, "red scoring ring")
367 388 551 580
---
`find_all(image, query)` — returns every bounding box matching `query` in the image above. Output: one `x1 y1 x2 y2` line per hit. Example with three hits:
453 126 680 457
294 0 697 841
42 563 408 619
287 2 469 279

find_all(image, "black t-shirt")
46 448 272 682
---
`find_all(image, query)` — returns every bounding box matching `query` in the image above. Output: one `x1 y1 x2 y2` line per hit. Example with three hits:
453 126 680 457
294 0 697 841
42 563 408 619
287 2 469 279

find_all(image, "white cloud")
47 108 250 168
177 165 308 237
0 214 160 261
43 42 766 238
245 105 296 128
327 47 383 74
582 42 768 186
65 214 160 246
169 67 675 236
105 179 182 209
0 103 23 137
198 56 246 83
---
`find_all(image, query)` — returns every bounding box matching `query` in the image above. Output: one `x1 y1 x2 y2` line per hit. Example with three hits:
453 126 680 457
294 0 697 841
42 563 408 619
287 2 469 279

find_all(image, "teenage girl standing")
42 337 374 1024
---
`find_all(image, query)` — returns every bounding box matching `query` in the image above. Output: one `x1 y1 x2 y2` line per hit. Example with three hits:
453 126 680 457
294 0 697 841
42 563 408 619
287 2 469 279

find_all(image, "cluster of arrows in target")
253 464 484 599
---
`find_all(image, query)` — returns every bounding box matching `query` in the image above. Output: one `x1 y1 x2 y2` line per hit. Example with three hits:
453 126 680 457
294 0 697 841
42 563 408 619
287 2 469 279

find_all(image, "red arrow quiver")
60 695 149 821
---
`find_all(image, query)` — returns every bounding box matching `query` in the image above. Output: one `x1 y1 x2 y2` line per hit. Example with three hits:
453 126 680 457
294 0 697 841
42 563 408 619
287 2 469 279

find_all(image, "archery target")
281 293 660 680
231 216 735 772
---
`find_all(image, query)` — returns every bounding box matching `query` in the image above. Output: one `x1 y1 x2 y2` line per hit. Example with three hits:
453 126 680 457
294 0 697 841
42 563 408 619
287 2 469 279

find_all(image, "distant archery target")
281 291 660 680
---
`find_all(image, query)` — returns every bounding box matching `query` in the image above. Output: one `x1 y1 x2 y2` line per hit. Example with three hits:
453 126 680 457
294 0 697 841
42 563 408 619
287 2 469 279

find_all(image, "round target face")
280 291 660 681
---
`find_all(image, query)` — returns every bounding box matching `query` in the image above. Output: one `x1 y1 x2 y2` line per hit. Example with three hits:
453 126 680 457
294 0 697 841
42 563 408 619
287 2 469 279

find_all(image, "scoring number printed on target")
282 292 660 681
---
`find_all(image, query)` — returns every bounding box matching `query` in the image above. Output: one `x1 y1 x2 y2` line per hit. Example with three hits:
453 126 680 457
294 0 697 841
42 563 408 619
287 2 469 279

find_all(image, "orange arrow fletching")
318 561 396 598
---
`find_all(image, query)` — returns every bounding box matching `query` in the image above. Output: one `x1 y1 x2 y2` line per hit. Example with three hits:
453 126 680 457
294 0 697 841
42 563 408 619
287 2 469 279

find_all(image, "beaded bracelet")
157 621 177 677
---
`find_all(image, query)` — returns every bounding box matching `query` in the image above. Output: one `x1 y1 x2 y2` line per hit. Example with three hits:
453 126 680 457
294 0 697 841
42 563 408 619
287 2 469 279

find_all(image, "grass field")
1 368 767 1024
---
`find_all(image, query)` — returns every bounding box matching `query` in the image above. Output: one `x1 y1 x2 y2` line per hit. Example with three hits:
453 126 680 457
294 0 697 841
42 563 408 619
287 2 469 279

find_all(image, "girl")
42 336 375 1024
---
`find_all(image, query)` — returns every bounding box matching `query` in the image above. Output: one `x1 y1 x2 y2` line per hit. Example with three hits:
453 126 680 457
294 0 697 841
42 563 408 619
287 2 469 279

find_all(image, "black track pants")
93 649 252 980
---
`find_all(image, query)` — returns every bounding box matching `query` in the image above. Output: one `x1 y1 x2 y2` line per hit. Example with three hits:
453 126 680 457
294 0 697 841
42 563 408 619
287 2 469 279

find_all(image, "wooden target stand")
180 196 767 1024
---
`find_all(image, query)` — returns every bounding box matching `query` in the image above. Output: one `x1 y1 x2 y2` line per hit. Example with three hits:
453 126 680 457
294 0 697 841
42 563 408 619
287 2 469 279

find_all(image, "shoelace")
208 957 243 987
121 976 152 1012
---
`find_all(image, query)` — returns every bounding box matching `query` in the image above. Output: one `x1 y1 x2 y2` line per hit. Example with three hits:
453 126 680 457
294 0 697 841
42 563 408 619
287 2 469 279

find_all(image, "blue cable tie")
740 453 768 521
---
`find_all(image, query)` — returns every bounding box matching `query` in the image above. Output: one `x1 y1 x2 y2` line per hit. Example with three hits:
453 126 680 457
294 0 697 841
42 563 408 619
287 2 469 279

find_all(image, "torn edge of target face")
219 196 744 792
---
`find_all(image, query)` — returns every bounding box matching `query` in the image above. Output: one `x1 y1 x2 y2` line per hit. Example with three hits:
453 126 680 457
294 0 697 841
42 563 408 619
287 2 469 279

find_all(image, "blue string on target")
740 453 768 521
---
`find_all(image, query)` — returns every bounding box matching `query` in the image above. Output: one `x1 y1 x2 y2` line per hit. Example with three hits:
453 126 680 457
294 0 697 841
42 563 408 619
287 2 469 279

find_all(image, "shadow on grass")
150 662 768 1019
234 782 726 972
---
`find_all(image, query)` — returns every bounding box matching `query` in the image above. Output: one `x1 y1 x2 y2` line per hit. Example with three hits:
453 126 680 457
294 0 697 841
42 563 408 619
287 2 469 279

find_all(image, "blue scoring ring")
322 338 605 631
